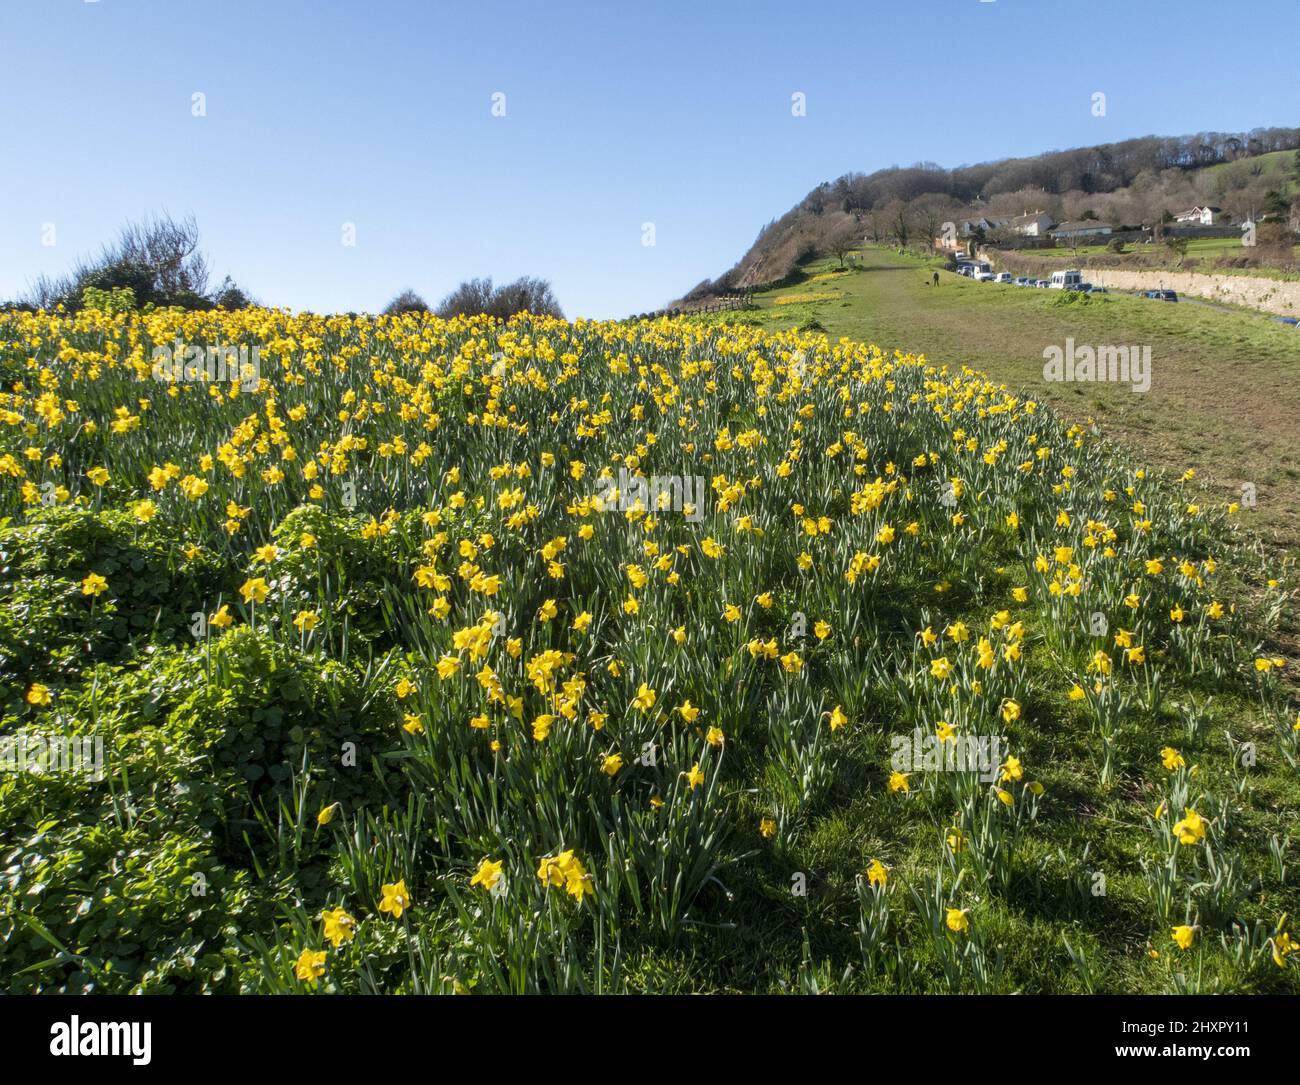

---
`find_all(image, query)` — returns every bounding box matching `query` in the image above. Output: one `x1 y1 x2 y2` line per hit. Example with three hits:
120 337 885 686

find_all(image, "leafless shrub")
435 276 564 320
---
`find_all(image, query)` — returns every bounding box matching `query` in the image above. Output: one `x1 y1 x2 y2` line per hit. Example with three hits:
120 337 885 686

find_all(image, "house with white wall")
1010 210 1056 237
1174 206 1223 225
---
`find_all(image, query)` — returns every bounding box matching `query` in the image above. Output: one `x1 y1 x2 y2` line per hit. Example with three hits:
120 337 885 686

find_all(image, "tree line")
3 214 563 320
681 127 1300 300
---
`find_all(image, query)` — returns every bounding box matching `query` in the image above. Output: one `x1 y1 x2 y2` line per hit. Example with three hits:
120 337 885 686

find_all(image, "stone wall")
1084 269 1300 317
987 250 1300 317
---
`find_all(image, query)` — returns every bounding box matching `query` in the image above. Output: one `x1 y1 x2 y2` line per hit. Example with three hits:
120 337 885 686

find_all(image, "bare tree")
435 278 496 318
435 276 564 320
20 212 222 309
490 276 565 319
828 224 860 267
912 193 961 253
114 213 210 298
881 199 911 247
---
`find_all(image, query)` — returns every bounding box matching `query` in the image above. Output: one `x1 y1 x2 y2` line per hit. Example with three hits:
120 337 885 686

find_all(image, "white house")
960 216 1007 237
1174 205 1223 226
961 211 1056 238
1010 210 1056 237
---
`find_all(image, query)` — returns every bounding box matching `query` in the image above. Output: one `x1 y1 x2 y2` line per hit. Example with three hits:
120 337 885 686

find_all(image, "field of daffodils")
1 303 1296 993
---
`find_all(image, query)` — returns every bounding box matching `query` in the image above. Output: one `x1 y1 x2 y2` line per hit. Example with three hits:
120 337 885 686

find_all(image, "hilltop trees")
383 289 429 315
19 214 251 312
689 127 1300 295
435 276 564 320
489 277 565 320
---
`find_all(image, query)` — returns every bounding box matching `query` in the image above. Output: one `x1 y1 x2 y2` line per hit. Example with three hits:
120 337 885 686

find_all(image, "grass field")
1020 237 1300 281
694 247 1300 563
1198 149 1298 193
1036 148 1300 276
1 302 1297 994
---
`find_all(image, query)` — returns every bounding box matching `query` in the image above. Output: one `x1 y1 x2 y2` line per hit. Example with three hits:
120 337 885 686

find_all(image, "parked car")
993 273 1013 283
1013 277 1033 286
1084 285 1108 294
1160 290 1178 302
1035 280 1050 288
974 271 996 282
1049 270 1084 289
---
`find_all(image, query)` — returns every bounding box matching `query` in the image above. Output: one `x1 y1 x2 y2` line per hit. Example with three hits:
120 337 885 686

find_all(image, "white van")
1049 270 1084 290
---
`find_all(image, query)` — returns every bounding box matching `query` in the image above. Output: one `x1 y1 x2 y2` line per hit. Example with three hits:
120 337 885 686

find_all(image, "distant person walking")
933 271 940 286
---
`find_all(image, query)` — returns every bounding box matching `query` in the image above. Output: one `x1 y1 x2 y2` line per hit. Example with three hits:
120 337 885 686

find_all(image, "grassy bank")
693 247 1300 560
1 306 1296 993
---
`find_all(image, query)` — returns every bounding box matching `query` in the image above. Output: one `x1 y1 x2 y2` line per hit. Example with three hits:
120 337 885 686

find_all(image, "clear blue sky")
2 0 1297 318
